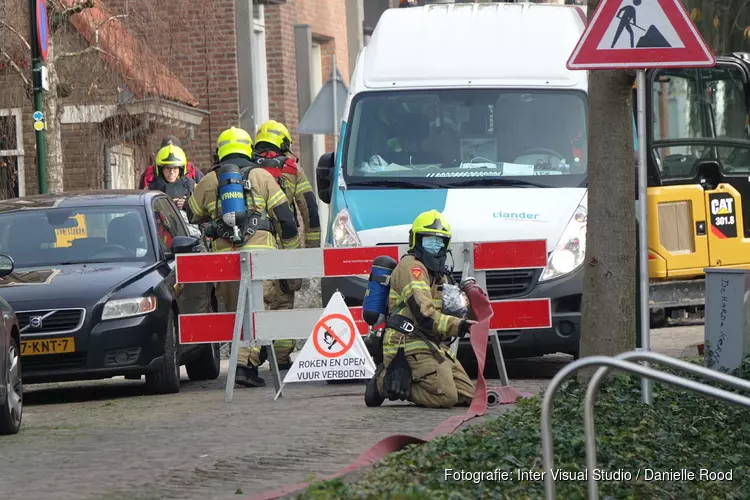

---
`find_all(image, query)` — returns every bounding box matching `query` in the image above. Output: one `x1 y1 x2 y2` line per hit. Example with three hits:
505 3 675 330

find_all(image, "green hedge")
297 360 750 499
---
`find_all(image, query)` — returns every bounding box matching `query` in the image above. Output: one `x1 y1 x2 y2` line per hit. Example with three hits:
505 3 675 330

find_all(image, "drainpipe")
101 115 152 189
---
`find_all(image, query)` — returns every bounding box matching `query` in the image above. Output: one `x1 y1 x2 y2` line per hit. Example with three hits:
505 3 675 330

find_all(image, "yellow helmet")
409 209 451 250
255 120 292 152
155 144 187 176
216 126 253 160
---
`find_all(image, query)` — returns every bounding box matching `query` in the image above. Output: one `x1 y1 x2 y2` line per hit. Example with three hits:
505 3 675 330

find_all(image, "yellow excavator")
637 53 750 326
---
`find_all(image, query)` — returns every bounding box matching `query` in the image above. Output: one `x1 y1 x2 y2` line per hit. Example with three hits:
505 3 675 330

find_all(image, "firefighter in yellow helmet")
149 144 196 207
252 119 322 368
186 126 301 388
365 210 476 408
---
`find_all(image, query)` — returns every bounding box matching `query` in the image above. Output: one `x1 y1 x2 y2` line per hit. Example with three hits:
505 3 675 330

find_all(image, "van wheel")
145 313 181 395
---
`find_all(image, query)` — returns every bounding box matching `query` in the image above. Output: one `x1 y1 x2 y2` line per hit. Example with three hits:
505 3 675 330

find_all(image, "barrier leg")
224 254 250 403
490 331 509 386
267 341 283 396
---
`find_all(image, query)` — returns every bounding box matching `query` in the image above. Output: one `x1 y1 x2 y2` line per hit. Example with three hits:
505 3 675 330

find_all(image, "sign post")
29 0 49 194
567 0 716 405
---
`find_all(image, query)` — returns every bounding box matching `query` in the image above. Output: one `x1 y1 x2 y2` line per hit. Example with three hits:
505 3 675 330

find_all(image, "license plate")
21 337 76 356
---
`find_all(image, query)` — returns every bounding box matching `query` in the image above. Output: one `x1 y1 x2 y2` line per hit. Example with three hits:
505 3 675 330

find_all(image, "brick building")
0 0 364 199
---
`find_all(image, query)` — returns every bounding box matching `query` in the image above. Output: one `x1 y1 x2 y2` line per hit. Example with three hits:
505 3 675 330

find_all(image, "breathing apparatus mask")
414 234 449 274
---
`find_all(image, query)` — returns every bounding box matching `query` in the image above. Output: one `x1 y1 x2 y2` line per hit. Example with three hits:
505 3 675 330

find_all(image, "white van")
315 2 588 368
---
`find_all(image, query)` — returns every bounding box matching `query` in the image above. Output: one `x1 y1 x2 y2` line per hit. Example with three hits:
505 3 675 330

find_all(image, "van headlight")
539 205 587 282
102 296 157 321
332 208 361 247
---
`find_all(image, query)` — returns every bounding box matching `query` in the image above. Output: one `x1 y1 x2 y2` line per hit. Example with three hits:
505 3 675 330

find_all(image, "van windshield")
343 89 588 189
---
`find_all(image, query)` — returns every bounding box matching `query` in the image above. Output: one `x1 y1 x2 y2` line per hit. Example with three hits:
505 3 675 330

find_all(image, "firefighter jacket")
186 156 301 252
140 162 204 189
148 175 196 200
382 254 462 359
255 149 321 248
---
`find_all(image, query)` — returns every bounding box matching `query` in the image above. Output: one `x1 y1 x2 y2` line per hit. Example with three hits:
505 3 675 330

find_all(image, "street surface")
0 324 703 500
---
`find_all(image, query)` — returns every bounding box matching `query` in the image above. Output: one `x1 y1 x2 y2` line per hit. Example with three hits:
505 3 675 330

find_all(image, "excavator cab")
635 53 750 320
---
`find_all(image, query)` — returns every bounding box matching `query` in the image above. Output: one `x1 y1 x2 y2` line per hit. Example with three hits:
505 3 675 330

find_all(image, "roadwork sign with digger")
567 0 715 69
283 292 377 384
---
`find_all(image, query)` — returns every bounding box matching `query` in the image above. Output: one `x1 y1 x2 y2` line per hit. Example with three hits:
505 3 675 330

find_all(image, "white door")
311 43 329 243
109 145 135 189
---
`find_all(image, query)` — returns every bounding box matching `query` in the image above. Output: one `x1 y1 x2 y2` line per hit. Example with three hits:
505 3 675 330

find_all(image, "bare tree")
0 0 124 193
579 0 637 363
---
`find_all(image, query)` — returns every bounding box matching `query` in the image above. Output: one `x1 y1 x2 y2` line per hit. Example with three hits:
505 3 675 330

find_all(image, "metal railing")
540 351 750 499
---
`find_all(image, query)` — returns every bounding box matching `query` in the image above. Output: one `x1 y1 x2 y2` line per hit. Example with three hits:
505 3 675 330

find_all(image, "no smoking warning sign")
312 313 356 358
283 291 377 384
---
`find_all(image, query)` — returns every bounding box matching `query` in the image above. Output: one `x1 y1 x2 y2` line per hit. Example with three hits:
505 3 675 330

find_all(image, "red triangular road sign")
567 0 715 70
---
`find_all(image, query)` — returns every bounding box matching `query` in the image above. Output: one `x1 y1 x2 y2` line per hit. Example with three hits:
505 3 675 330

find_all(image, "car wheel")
0 336 22 435
185 343 221 381
145 312 181 395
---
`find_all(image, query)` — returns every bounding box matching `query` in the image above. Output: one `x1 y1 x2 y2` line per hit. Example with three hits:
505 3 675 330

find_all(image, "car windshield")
343 88 588 189
0 205 155 268
651 65 750 178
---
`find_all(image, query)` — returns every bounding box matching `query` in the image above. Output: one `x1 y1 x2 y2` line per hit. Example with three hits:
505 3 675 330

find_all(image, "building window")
0 108 24 198
252 4 269 130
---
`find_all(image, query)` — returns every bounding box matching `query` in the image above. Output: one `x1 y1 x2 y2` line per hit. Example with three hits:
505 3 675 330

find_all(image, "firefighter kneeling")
364 210 476 408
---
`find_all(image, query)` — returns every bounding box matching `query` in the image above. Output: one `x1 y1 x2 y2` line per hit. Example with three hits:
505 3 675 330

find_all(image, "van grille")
451 269 537 299
657 201 695 254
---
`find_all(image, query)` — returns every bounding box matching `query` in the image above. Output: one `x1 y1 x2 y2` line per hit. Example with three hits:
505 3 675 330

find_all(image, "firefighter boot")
365 363 385 407
235 363 266 388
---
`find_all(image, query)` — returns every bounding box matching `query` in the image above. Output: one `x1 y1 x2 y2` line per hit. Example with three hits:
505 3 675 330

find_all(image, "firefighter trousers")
376 347 475 408
216 280 295 368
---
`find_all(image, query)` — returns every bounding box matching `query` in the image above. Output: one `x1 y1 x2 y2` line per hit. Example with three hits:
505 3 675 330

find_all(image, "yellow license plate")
21 337 76 356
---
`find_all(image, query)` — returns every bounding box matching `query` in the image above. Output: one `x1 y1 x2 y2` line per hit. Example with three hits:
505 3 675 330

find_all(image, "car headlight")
332 208 361 247
102 296 158 321
539 204 587 282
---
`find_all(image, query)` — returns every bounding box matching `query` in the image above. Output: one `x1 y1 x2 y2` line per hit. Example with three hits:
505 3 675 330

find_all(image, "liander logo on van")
709 193 737 239
492 211 540 221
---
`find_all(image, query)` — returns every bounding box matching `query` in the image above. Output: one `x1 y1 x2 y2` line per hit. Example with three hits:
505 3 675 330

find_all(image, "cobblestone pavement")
0 324 703 500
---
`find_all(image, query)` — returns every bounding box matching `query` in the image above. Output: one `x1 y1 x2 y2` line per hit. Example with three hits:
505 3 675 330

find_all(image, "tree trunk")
45 36 64 193
579 58 638 360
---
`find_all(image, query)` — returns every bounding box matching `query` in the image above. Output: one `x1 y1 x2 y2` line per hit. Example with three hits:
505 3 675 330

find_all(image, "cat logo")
709 193 738 239
710 197 734 216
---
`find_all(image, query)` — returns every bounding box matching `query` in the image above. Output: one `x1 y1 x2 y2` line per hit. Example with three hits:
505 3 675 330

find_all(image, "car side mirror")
169 236 201 257
316 152 335 205
0 254 14 278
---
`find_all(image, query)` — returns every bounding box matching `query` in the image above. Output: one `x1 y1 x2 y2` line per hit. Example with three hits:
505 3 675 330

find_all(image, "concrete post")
346 0 364 80
235 0 256 133
294 24 316 185
704 268 750 373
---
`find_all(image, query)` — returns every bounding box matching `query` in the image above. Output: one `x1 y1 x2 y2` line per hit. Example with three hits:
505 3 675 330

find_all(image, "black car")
0 254 22 435
0 190 220 394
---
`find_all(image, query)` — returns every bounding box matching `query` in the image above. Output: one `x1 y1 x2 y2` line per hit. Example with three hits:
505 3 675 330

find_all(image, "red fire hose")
247 280 531 500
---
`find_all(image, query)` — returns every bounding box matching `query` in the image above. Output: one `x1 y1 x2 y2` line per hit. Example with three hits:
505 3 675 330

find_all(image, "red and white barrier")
175 240 551 401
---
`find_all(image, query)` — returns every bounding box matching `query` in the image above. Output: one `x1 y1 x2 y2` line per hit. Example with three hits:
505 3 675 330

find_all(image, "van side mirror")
316 152 335 205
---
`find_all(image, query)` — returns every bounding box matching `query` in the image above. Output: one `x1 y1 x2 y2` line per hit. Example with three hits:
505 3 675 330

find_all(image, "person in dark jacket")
139 135 204 189
148 144 196 208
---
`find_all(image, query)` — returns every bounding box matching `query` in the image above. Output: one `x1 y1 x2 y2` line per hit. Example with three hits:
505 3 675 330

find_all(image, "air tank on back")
217 163 247 242
362 255 399 326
